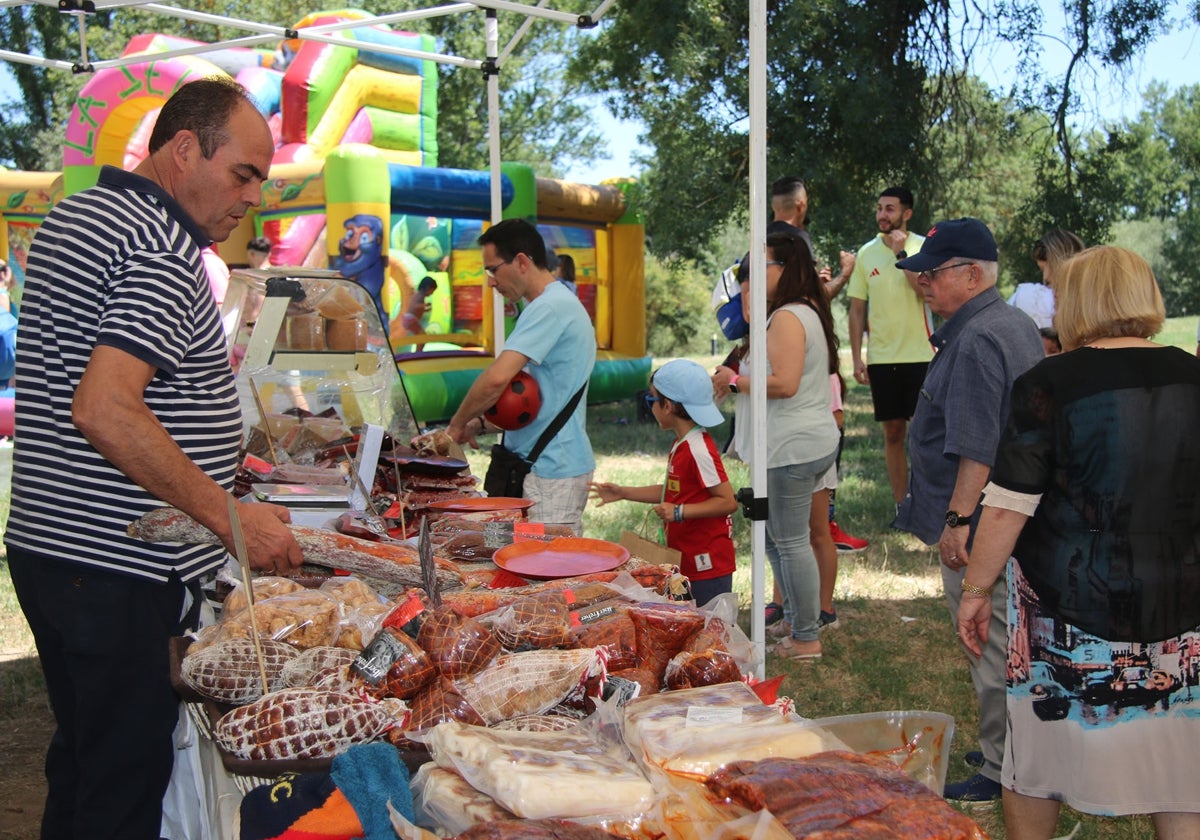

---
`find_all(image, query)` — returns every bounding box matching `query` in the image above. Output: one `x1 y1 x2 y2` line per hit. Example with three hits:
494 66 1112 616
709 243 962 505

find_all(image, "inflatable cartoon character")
332 213 388 327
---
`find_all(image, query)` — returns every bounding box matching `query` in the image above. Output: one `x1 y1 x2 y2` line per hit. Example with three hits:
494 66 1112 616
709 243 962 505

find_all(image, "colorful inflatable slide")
0 9 648 426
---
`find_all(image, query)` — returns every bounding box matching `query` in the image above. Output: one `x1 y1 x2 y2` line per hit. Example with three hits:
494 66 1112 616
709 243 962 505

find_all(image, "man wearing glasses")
893 218 1043 802
848 186 932 508
447 219 595 534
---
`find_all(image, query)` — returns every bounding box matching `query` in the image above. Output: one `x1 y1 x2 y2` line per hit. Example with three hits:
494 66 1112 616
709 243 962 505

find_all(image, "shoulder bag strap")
504 381 587 465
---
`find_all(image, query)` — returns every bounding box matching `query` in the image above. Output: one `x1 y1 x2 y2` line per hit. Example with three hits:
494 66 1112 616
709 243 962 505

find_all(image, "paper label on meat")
353 630 408 684
686 706 744 726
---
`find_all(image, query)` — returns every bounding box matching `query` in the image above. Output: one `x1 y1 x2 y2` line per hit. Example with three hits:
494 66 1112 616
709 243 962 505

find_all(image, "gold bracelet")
961 580 992 598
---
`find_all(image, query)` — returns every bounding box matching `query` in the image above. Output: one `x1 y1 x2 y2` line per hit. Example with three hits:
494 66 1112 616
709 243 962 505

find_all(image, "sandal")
770 637 822 661
764 601 785 626
767 620 792 639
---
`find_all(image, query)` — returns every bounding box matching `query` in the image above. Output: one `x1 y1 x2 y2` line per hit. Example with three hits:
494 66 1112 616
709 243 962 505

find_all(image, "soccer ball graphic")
486 370 542 430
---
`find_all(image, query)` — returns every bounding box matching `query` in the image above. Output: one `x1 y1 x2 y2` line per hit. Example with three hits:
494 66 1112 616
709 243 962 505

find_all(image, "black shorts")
867 362 928 421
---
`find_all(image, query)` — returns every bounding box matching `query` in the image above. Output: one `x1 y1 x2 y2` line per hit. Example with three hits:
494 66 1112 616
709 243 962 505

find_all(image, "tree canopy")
572 0 1196 275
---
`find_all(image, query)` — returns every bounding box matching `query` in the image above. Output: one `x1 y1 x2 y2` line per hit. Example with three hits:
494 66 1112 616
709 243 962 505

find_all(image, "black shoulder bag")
483 382 587 498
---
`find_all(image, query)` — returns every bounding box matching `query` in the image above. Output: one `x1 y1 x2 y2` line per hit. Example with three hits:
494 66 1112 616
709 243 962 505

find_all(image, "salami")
213 688 400 760
127 507 464 589
181 638 298 704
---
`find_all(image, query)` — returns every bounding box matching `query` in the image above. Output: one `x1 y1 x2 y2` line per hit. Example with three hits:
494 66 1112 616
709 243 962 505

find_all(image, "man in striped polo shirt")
6 78 303 840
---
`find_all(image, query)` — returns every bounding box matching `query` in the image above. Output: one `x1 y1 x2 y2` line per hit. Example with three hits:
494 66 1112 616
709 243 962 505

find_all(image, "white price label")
685 706 744 726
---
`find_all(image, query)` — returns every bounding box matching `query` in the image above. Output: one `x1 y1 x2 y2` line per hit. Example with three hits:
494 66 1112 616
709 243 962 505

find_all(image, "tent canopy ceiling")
0 0 617 74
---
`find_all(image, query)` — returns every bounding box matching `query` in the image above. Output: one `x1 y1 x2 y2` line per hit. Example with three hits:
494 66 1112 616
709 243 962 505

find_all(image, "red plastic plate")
492 537 631 580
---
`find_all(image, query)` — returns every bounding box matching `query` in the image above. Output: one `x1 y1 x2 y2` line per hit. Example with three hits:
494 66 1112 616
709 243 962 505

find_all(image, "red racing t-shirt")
664 427 736 581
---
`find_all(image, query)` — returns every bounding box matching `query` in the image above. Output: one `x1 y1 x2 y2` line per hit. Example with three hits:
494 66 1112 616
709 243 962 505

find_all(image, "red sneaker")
830 521 868 553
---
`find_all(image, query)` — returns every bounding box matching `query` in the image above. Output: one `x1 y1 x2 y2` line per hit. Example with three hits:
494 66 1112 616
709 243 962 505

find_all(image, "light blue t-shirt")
503 282 595 478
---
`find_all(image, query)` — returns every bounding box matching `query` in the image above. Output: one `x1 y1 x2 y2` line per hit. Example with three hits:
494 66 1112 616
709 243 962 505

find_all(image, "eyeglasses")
483 258 514 279
917 262 974 281
766 260 785 267
643 392 661 409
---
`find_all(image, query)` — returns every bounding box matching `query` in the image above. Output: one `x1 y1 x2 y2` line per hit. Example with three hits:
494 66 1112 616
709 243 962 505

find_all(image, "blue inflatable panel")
388 165 513 218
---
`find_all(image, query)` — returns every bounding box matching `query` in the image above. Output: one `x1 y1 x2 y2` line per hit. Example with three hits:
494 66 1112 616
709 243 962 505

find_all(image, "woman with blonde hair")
958 245 1200 839
1008 228 1084 330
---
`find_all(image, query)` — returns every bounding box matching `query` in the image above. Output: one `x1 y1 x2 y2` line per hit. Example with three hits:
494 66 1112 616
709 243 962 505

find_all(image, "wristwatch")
896 250 908 260
945 510 971 528
728 375 740 394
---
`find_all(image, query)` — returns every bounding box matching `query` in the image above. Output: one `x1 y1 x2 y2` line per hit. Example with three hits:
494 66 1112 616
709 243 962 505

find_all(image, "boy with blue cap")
590 359 738 606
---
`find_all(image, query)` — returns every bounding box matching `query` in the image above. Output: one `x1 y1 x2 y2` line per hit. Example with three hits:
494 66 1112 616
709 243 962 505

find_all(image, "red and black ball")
486 370 542 430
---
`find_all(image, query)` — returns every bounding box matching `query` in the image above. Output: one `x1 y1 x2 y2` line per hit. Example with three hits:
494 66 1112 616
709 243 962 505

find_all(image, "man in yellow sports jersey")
847 186 933 507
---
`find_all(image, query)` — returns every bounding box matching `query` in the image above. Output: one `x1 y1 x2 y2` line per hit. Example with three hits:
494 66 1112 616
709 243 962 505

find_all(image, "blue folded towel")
331 742 415 840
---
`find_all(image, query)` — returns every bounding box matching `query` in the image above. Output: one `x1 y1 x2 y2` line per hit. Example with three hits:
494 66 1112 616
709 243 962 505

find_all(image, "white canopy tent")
0 0 774 677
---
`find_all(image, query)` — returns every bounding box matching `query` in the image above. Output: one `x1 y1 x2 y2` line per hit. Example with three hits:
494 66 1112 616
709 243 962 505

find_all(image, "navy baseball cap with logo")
895 218 998 273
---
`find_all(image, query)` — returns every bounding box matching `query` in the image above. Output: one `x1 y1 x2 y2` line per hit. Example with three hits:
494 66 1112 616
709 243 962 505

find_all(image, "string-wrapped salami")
213 687 400 760
417 606 501 678
181 638 298 704
280 646 360 689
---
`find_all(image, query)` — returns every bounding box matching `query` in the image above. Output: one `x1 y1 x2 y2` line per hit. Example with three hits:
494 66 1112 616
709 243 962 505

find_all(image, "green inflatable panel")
397 353 651 425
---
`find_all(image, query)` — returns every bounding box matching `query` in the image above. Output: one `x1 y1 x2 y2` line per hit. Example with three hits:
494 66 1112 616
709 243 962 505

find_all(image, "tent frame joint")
735 487 768 521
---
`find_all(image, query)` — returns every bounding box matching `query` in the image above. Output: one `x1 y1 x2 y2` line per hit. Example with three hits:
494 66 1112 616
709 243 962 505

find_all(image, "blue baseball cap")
895 218 998 273
652 359 726 428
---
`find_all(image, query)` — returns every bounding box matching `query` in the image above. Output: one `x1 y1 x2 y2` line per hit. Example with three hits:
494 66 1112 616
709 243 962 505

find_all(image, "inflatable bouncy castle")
0 10 649 424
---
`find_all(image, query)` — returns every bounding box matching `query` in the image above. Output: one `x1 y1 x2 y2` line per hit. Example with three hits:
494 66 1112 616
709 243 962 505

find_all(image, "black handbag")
482 382 586 498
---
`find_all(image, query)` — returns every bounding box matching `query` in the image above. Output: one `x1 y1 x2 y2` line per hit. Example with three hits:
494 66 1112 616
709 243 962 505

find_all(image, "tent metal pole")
485 8 506 356
748 0 768 680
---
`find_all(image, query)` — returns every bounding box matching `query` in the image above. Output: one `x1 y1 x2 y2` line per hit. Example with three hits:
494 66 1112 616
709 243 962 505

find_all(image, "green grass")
8 314 1196 838
1155 314 1198 351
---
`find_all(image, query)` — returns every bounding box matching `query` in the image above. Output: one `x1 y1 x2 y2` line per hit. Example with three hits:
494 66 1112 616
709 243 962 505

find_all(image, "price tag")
685 706 744 726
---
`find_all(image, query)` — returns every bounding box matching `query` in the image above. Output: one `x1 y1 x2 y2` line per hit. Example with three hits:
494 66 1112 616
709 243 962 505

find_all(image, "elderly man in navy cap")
893 218 1043 802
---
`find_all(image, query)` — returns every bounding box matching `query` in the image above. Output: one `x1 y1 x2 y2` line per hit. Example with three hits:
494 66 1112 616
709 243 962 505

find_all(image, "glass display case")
220 269 419 521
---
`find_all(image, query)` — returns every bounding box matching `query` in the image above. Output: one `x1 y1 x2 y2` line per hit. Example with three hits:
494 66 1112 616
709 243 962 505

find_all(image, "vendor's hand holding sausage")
227 501 304 575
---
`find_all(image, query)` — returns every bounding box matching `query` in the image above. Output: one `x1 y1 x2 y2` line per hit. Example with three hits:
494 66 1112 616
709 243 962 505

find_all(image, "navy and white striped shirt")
6 166 240 583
